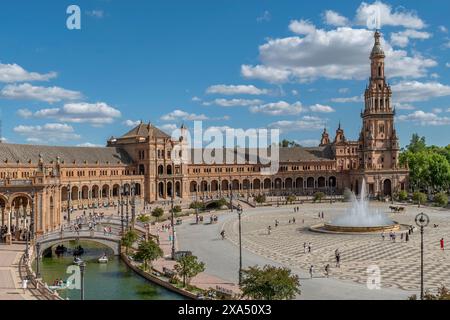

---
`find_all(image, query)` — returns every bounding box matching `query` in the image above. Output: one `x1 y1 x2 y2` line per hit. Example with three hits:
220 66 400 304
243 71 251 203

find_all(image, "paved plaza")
220 202 450 294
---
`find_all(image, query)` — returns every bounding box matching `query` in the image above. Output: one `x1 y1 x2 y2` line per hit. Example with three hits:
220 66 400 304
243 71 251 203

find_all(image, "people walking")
308 242 312 253
303 242 307 254
381 232 385 241
440 238 445 251
267 226 272 235
309 265 314 278
324 264 330 278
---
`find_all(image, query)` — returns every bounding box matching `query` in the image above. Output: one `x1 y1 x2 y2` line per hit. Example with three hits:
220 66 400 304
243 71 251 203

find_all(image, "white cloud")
338 88 349 94
289 19 317 35
13 123 81 143
395 103 415 110
158 123 178 132
398 110 450 126
1 83 82 103
390 29 431 48
242 26 436 83
77 142 103 147
432 108 443 114
268 116 326 132
161 109 208 121
355 1 426 29
331 95 364 103
257 10 271 23
0 63 57 83
203 98 262 107
392 81 450 102
31 102 121 125
192 96 202 102
123 120 141 127
206 84 268 95
446 63 450 68
17 108 33 118
309 104 335 113
323 10 349 27
291 89 299 96
439 26 448 33
250 101 304 116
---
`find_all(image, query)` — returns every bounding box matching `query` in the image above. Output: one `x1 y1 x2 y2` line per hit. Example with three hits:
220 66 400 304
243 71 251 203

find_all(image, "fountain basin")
309 222 404 234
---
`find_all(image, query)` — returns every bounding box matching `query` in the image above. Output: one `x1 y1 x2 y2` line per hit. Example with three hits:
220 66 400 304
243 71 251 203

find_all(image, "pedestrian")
308 242 312 253
268 226 272 235
309 265 314 278
324 264 330 278
303 242 307 254
381 232 385 241
405 233 409 242
275 220 279 227
22 278 28 294
293 217 296 224
335 253 341 268
440 238 445 251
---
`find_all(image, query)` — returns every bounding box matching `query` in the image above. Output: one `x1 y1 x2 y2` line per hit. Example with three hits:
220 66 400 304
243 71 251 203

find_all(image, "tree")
412 192 427 207
174 255 205 287
286 195 296 204
137 214 151 224
434 192 449 207
133 239 163 271
397 190 408 202
406 133 426 153
189 201 204 210
121 230 139 255
313 192 325 203
409 285 450 300
171 205 182 215
255 194 266 204
240 265 300 300
279 139 300 148
151 207 164 222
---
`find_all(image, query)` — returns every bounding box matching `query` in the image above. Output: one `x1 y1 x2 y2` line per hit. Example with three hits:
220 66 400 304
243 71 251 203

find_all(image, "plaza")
176 201 450 299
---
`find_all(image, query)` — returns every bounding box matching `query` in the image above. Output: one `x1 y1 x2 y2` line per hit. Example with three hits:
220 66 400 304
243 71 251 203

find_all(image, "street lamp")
67 183 71 223
131 182 136 229
120 186 124 234
237 204 243 285
415 212 430 300
30 189 35 241
170 178 176 260
35 242 41 278
79 262 86 300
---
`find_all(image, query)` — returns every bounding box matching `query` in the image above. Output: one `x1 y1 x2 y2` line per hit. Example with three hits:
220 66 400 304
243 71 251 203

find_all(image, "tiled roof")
0 143 132 165
120 122 170 139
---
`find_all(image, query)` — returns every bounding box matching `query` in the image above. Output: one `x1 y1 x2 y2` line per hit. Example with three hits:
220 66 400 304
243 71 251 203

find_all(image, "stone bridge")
36 229 122 255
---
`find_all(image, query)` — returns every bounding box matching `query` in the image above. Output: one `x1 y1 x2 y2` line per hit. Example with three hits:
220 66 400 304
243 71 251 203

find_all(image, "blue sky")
0 0 450 147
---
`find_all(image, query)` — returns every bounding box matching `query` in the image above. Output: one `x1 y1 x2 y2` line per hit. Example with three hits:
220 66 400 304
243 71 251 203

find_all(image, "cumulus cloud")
397 110 450 126
123 119 141 127
390 29 431 48
0 63 57 83
206 84 269 95
20 102 121 125
203 98 262 107
158 123 178 132
392 81 450 102
242 26 436 83
250 101 304 116
161 109 208 121
76 142 103 147
268 116 326 132
309 104 335 113
1 83 82 103
296 139 320 147
355 1 426 29
323 10 349 27
13 123 81 143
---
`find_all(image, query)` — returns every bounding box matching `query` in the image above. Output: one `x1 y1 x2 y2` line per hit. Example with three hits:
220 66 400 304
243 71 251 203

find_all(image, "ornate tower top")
320 128 330 146
371 30 385 59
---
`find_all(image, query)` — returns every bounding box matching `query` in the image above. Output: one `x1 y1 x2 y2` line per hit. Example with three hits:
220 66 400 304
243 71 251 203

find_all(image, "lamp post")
30 190 35 241
230 183 234 212
131 182 136 230
35 242 41 278
120 186 124 234
125 190 129 231
170 178 176 260
67 183 71 223
415 212 430 301
195 190 199 224
79 262 86 300
237 204 243 285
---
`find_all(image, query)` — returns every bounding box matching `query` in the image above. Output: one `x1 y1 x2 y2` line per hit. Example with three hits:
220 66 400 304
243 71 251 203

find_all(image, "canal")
36 240 185 300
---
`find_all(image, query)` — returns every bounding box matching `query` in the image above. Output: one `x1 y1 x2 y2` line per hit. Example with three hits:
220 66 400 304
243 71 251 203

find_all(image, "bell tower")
359 31 399 170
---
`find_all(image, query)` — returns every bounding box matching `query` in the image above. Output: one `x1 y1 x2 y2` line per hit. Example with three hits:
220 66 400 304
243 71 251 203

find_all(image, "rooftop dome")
370 30 385 58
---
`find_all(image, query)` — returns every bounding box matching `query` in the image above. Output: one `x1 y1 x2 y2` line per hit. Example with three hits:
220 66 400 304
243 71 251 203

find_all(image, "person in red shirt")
440 238 445 251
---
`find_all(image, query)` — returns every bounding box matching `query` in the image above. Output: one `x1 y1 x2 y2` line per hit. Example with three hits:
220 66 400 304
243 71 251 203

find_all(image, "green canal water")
37 240 185 300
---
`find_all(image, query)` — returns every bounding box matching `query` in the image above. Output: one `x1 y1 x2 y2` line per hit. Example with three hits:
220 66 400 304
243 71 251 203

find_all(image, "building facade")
0 31 408 241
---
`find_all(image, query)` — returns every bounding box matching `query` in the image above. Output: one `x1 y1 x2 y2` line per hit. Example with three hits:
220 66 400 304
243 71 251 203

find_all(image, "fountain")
311 179 400 233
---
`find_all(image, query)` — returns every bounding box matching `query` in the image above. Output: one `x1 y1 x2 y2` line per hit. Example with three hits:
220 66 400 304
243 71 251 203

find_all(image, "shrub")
151 207 164 221
254 194 266 204
286 195 296 204
397 190 408 201
434 192 449 207
189 201 204 210
313 192 325 203
412 192 427 206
